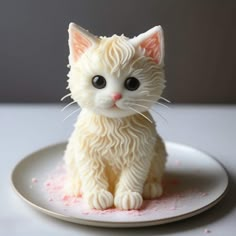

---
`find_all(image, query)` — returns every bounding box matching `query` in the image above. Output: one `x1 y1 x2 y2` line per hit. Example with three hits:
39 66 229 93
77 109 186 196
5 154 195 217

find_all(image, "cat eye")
92 75 106 89
124 77 140 91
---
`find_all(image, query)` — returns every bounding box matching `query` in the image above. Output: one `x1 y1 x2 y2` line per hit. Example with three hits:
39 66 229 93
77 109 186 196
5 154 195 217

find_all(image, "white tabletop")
1 104 236 235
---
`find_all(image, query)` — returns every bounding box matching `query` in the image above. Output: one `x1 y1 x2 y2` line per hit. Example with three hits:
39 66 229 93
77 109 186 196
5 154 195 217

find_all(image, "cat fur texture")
64 23 167 210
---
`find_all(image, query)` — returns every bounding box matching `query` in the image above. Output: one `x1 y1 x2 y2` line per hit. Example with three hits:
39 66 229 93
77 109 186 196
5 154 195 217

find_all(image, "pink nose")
112 93 122 101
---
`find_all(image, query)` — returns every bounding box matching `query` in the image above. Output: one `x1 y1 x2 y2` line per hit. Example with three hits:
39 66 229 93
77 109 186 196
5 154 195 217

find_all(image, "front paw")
86 190 113 210
143 182 163 199
114 191 143 210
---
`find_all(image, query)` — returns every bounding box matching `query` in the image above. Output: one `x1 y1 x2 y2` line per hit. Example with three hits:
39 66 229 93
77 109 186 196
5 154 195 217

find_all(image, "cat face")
67 23 165 118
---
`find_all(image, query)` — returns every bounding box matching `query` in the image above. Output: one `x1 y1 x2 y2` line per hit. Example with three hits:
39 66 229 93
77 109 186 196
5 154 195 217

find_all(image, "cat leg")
114 159 150 210
143 162 163 199
64 141 81 197
143 139 167 199
80 157 113 210
64 172 81 197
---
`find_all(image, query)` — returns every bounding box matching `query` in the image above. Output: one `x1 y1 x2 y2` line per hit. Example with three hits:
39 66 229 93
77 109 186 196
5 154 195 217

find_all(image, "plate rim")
10 141 229 228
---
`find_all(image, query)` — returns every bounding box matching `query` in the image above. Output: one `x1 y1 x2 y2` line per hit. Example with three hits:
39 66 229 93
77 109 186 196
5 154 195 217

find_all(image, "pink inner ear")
140 33 161 64
71 30 92 62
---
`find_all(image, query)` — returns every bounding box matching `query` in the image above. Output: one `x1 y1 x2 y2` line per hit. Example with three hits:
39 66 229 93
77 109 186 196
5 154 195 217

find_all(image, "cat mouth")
112 104 119 109
111 103 124 110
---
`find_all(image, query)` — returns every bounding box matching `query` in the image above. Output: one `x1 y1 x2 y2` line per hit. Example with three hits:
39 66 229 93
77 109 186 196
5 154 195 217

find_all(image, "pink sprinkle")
72 198 80 203
169 206 176 210
62 195 70 201
204 229 211 234
48 198 53 202
45 181 51 187
82 211 90 215
127 210 141 216
32 178 38 183
175 160 181 166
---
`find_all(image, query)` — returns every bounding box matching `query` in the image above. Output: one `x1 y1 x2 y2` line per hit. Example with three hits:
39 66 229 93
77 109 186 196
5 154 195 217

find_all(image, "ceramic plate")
11 142 228 228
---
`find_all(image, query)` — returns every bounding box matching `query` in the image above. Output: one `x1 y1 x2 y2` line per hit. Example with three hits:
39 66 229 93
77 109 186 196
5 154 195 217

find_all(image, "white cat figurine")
64 23 167 210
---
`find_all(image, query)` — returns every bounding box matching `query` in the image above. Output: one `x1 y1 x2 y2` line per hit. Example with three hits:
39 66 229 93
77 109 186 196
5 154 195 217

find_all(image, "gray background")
0 0 234 103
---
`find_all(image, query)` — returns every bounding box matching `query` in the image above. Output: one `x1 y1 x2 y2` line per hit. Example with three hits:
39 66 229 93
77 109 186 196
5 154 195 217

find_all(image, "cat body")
64 23 167 210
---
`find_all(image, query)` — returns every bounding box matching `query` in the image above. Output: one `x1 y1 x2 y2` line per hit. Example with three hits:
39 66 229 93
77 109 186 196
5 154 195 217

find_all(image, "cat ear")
130 26 164 65
68 23 99 65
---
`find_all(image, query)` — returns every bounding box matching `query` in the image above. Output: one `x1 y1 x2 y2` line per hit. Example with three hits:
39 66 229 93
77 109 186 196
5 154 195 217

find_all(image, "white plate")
11 142 228 228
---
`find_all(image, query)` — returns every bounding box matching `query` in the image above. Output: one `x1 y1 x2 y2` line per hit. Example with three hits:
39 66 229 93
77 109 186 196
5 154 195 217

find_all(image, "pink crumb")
204 228 211 234
169 206 177 211
127 210 142 216
32 178 38 183
72 198 79 203
175 160 181 166
62 195 70 201
44 181 51 187
82 211 90 215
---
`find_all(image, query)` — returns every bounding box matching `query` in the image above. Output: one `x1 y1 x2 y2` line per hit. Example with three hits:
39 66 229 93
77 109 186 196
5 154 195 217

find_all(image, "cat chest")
76 120 156 161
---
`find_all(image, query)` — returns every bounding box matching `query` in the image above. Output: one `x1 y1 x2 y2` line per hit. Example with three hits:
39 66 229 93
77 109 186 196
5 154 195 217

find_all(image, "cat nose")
112 93 122 101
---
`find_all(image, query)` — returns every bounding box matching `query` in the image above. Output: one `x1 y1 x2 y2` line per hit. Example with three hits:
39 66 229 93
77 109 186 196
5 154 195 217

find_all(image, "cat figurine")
64 22 167 210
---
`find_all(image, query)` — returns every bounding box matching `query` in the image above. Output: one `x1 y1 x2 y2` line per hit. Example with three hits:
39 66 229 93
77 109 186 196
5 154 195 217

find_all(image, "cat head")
67 23 165 118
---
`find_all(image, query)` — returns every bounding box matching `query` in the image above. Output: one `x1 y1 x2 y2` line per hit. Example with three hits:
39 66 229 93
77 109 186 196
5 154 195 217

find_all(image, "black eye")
124 77 140 91
92 75 106 89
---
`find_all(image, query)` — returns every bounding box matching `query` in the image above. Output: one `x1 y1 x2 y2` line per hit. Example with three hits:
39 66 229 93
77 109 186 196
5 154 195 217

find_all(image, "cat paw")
143 182 163 199
86 190 113 210
114 191 143 210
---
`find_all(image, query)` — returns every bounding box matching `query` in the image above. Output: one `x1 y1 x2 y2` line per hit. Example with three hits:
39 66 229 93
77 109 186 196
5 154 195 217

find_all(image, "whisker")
157 102 170 109
150 106 168 124
143 94 171 104
133 98 156 103
63 108 81 122
133 99 170 109
160 96 171 103
61 93 72 101
128 103 149 110
127 106 153 123
61 100 77 112
128 102 168 124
